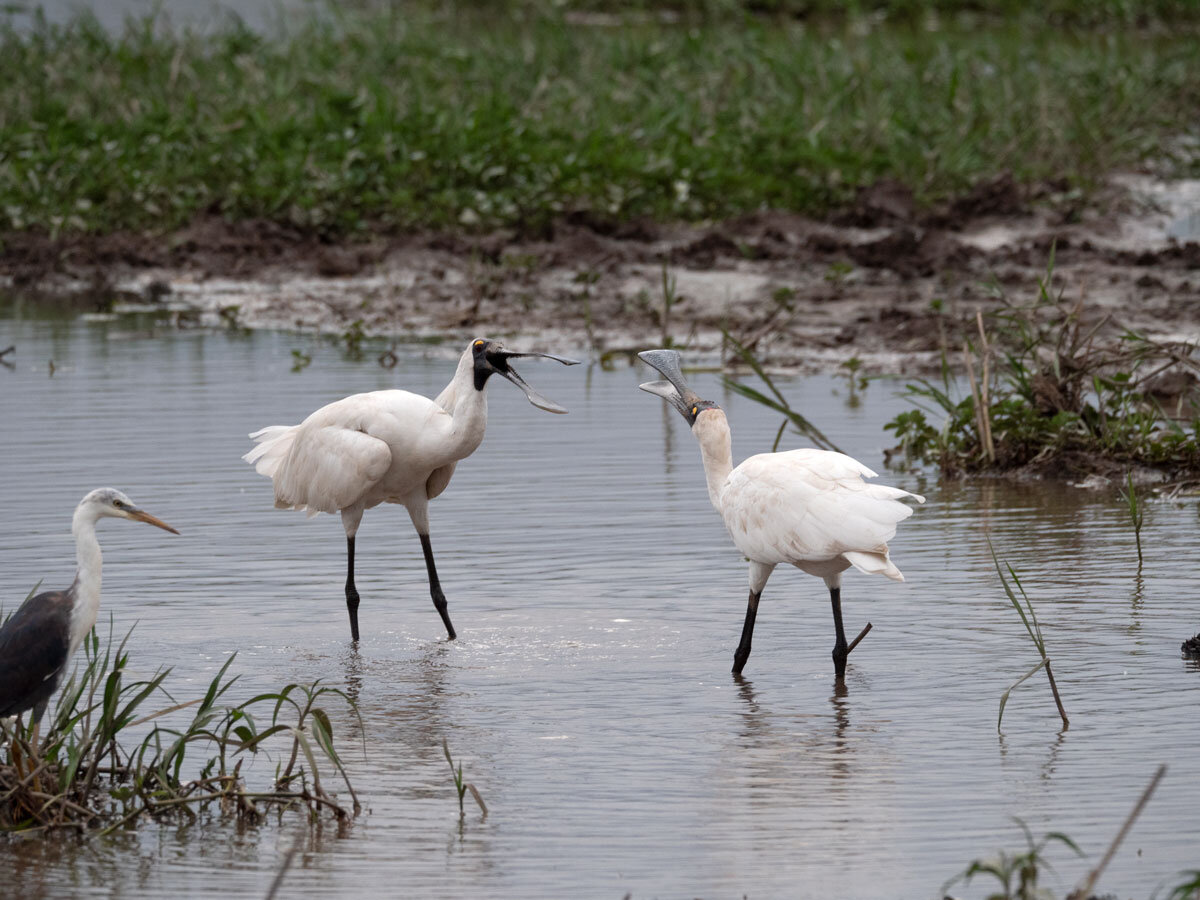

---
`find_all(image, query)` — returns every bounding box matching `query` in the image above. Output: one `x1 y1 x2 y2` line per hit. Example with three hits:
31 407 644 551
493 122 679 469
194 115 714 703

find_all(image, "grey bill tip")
637 348 693 397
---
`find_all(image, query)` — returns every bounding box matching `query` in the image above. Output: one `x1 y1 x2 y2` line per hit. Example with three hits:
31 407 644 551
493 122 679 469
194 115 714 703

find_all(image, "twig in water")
1067 764 1166 900
846 622 873 655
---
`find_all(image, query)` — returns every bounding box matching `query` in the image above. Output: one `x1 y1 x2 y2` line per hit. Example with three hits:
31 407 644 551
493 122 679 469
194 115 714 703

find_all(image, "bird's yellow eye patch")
692 406 698 415
474 340 484 348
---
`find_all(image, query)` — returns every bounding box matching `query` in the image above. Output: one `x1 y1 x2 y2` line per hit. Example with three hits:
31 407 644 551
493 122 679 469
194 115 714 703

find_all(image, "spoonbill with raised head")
638 349 923 680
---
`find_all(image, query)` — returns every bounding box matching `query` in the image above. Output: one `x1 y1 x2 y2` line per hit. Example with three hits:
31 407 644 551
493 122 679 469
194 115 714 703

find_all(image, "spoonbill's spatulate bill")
0 489 179 728
638 349 924 680
244 338 579 642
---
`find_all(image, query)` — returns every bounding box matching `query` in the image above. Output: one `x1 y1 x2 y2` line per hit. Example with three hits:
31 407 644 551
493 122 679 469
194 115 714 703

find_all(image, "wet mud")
2 175 1198 374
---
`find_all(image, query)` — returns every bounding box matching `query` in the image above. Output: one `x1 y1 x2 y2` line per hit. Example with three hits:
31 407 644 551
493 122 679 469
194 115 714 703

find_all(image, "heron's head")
81 488 180 534
637 349 722 428
469 338 580 414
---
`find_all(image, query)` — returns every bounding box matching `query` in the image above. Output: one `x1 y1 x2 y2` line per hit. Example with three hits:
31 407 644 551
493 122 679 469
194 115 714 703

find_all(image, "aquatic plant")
442 738 487 819
990 540 1069 732
290 348 313 373
721 330 843 454
884 251 1200 478
838 356 869 408
0 619 360 834
942 819 1082 900
945 765 1166 900
658 264 678 351
1159 870 1200 900
1118 470 1145 567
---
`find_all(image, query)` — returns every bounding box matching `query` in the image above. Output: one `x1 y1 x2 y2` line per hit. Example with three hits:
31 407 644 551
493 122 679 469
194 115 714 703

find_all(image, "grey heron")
244 338 579 642
638 349 923 679
1 488 178 760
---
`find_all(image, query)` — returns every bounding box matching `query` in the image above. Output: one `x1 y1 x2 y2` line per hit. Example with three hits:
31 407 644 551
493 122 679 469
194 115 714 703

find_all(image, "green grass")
0 618 360 833
1 4 1198 238
528 0 1200 26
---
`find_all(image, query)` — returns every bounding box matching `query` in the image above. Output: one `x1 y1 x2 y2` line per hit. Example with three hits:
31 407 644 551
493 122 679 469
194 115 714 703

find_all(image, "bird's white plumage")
719 448 922 580
243 339 577 641
685 409 923 589
245 382 482 522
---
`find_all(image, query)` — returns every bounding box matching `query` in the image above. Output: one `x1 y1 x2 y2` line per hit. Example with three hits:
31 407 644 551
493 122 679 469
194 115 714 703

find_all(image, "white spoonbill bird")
244 338 579 642
638 349 924 679
1 489 178 734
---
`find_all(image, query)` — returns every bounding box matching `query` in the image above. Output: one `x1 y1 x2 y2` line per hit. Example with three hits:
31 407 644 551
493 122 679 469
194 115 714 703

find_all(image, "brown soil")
2 178 1199 375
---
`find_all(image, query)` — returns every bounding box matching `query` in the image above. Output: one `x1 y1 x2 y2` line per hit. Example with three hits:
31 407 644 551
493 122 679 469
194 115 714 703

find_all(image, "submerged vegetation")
884 252 1200 479
0 621 359 834
0 3 1199 237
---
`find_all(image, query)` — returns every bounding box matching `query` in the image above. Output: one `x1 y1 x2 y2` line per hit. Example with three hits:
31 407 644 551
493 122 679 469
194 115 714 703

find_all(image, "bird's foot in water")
833 646 848 680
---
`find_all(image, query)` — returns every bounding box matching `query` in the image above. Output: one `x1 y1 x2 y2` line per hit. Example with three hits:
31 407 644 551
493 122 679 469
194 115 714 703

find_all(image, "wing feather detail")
0 590 72 719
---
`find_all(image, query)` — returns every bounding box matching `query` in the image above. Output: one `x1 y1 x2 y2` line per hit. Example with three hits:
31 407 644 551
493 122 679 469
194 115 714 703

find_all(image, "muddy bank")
3 174 1199 374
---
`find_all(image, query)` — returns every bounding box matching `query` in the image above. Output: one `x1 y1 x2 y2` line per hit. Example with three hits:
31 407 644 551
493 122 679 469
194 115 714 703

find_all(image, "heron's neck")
693 411 734 511
70 503 103 654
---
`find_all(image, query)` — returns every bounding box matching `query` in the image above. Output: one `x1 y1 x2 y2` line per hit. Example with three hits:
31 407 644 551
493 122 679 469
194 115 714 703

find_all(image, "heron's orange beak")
130 509 180 535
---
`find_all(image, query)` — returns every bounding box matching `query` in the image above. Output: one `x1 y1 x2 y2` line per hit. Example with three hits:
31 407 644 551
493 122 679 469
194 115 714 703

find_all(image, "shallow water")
1 303 1198 899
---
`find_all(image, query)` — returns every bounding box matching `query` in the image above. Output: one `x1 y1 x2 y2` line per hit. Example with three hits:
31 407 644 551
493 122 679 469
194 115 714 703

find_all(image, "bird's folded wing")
271 426 393 515
724 450 923 563
0 591 71 718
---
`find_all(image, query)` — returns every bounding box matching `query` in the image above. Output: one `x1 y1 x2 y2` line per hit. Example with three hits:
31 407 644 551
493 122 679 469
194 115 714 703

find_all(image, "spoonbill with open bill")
244 338 578 642
638 349 923 680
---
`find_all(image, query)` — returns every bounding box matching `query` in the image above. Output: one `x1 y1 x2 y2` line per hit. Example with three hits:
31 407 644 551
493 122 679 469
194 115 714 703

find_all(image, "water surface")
1 305 1198 898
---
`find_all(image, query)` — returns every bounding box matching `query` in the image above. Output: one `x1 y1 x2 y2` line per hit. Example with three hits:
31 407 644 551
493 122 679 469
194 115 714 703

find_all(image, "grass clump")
0 622 360 834
0 6 1199 237
884 254 1200 479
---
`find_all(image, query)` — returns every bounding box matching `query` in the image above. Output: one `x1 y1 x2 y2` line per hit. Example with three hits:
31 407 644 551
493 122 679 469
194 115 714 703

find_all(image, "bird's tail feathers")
243 425 297 478
843 550 905 582
864 483 926 506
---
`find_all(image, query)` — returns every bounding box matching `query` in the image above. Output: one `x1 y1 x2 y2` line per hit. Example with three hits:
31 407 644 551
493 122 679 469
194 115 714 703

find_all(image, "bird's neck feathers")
436 349 490 457
433 350 477 411
693 409 733 510
70 501 104 653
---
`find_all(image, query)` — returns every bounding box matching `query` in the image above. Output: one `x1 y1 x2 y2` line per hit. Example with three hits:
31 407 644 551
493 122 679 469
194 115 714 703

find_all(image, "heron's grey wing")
0 589 73 720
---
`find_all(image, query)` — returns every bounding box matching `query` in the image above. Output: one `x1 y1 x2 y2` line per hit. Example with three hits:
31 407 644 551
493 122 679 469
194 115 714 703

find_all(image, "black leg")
345 536 361 642
830 585 849 680
420 533 457 640
732 590 761 674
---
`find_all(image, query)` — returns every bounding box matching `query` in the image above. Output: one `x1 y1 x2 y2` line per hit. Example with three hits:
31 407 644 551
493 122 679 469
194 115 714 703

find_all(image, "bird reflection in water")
731 674 857 785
